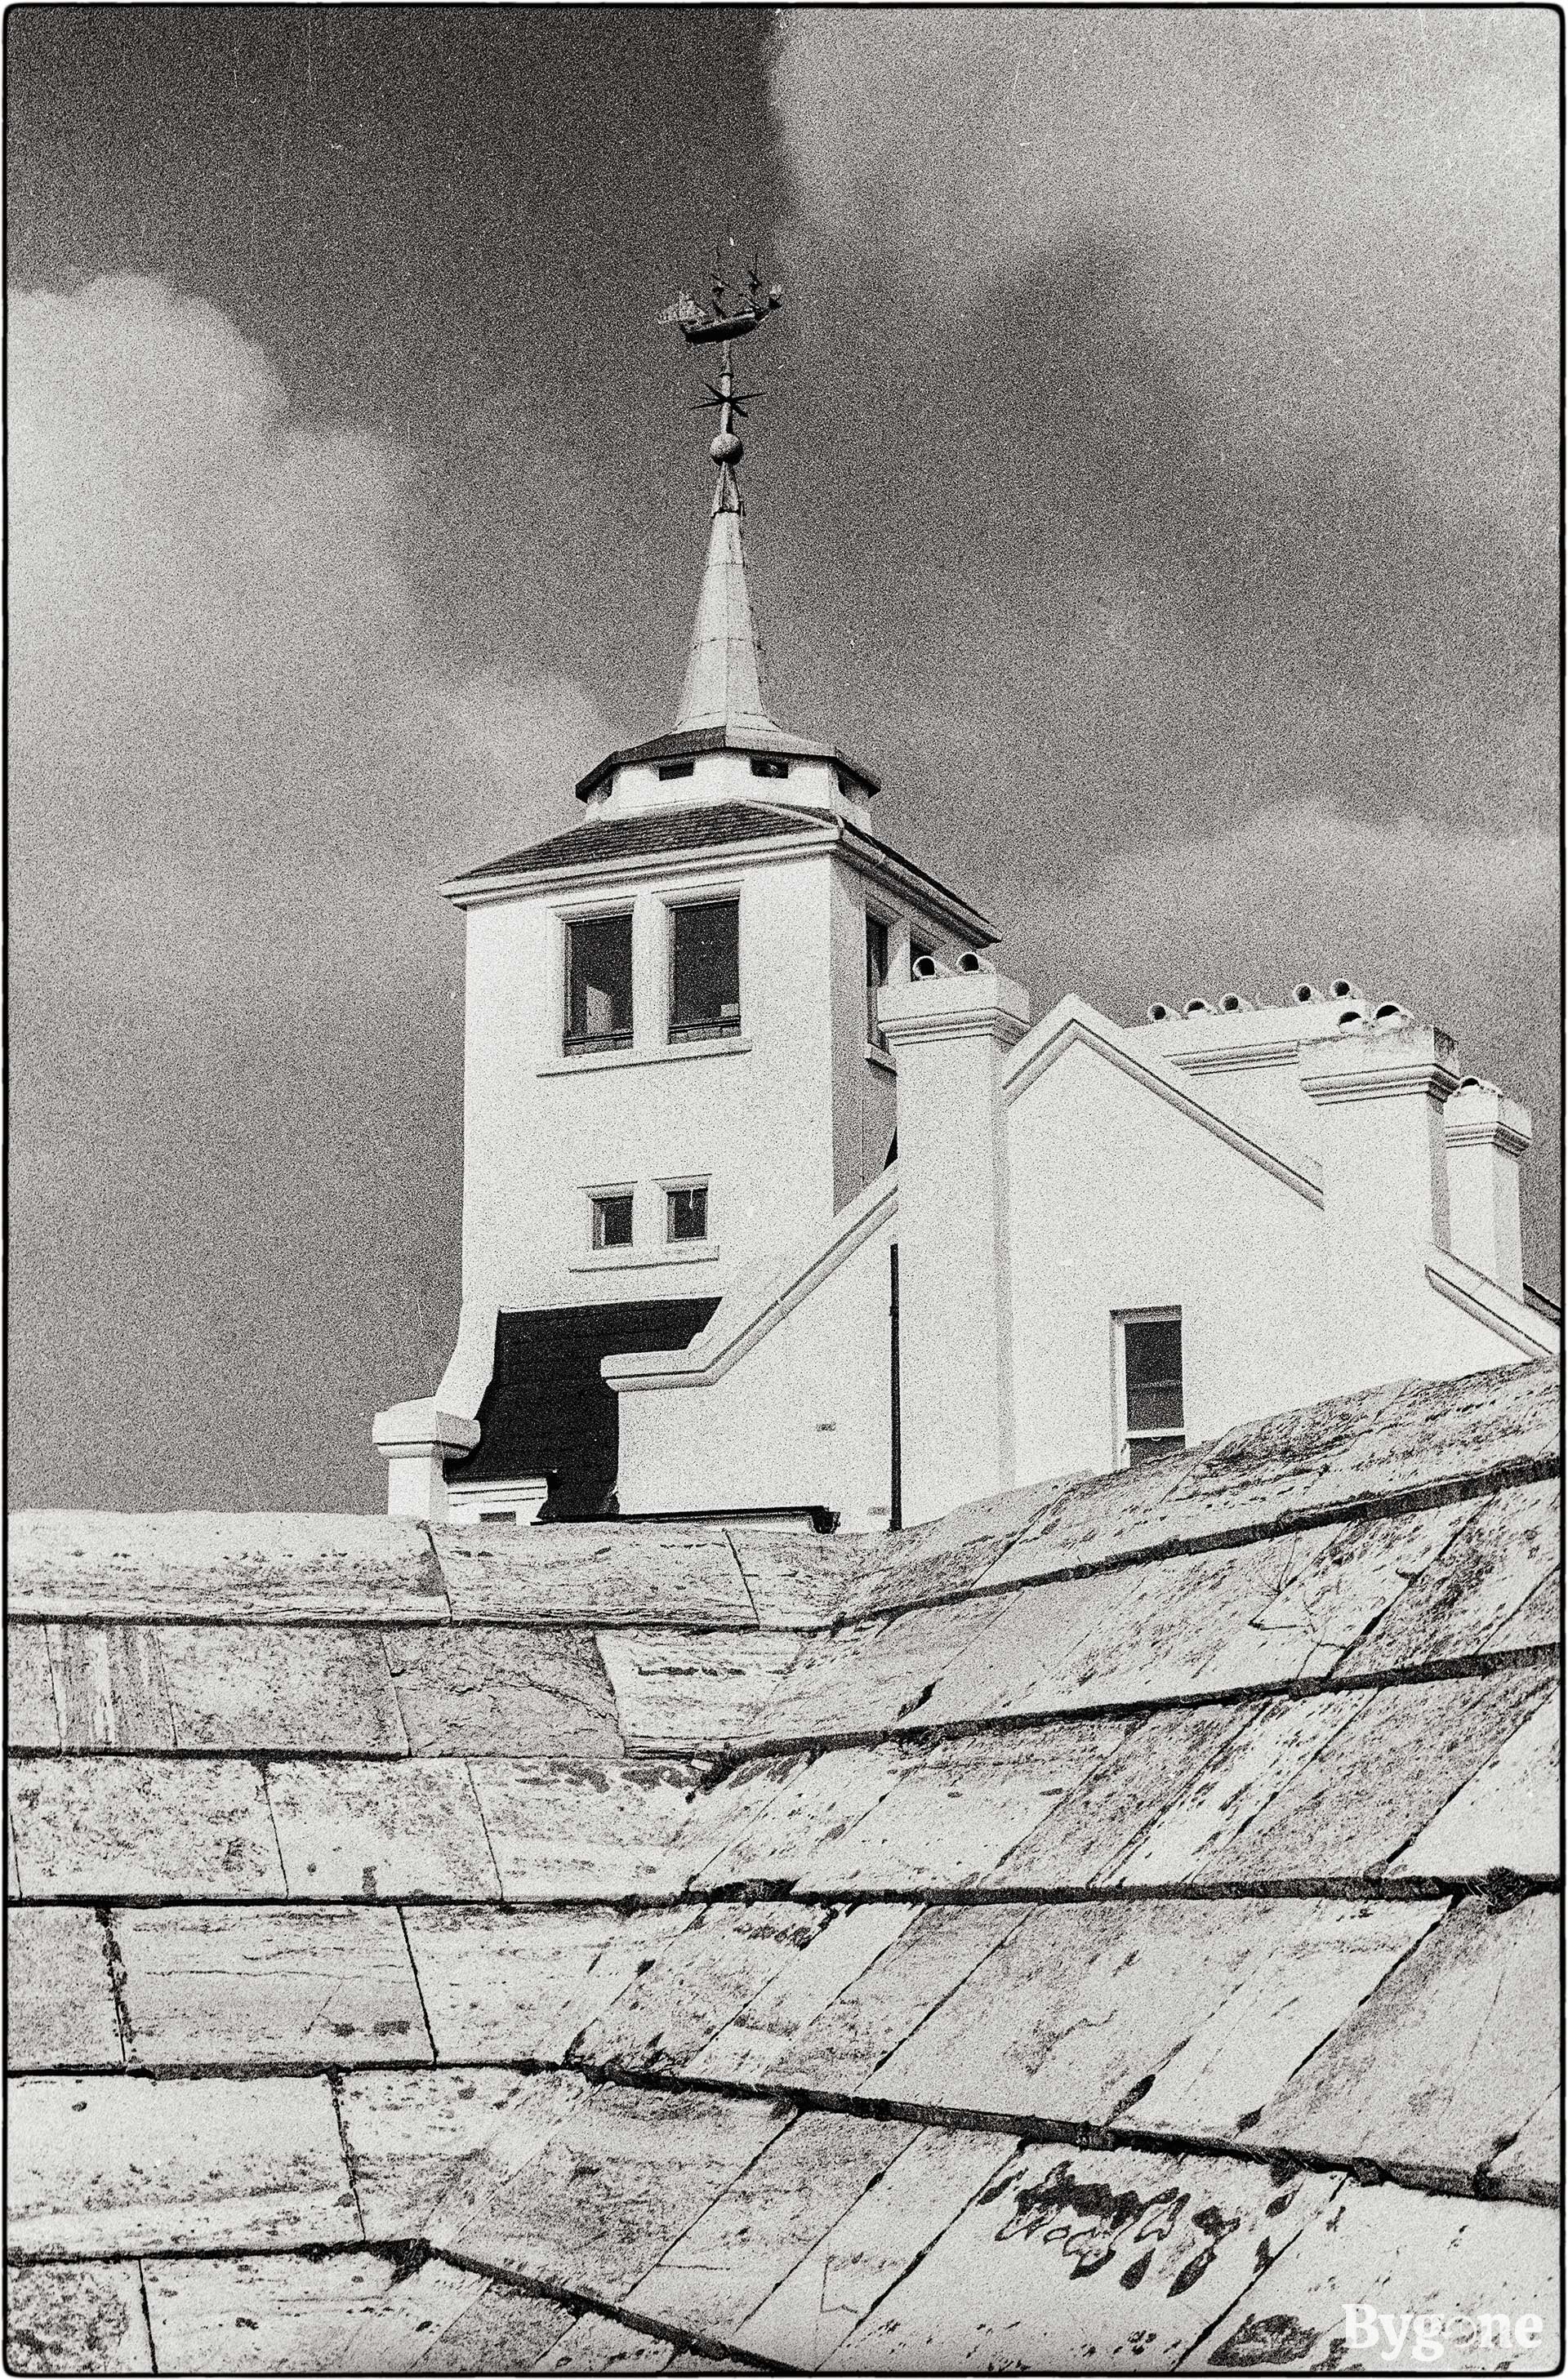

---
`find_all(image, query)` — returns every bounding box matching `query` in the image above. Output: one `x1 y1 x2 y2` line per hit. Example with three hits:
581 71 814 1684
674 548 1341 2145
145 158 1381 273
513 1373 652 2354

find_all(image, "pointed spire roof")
675 461 774 732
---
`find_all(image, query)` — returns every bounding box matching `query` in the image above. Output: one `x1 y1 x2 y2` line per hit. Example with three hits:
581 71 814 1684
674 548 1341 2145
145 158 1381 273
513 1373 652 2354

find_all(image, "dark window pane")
657 758 694 781
910 941 934 979
750 754 789 780
1128 1433 1186 1466
668 1185 708 1242
566 914 633 1048
671 901 740 1039
1124 1317 1183 1432
866 915 892 1045
592 1193 633 1249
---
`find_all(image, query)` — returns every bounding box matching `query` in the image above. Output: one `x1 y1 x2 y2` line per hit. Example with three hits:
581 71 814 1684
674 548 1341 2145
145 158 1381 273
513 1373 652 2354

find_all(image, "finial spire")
660 260 784 736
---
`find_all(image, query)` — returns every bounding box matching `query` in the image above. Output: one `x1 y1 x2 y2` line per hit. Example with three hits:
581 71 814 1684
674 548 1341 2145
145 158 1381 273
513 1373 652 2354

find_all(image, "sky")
8 6 1560 1512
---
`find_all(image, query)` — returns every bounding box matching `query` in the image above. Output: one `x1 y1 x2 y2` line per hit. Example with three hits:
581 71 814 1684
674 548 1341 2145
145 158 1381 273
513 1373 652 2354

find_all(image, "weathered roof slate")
7 1361 1561 2373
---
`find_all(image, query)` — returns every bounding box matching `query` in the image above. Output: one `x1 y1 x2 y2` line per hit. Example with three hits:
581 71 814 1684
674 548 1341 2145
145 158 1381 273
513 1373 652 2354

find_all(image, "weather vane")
660 239 784 493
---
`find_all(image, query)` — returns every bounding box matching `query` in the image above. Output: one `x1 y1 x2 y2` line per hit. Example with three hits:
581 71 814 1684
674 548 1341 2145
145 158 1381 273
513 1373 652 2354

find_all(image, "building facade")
375 394 1557 1531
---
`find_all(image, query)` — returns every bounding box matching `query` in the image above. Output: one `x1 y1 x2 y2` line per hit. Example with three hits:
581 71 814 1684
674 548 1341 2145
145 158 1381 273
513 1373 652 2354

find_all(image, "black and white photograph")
5 7 1562 2373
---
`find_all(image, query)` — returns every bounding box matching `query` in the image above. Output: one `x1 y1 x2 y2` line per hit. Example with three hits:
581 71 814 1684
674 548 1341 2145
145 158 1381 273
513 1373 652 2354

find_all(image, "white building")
375 390 1557 1532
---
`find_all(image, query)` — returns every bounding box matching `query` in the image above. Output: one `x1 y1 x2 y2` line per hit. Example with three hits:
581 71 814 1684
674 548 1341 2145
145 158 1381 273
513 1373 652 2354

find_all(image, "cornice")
1444 1119 1532 1158
1300 1063 1461 1108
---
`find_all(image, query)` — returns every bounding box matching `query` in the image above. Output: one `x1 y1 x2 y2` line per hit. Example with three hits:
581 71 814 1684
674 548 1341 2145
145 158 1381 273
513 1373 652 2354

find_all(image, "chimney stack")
1444 1080 1531 1301
879 964 1031 1524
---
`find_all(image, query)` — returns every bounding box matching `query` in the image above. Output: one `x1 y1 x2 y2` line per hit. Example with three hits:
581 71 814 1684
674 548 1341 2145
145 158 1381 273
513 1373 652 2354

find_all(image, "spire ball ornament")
710 428 743 465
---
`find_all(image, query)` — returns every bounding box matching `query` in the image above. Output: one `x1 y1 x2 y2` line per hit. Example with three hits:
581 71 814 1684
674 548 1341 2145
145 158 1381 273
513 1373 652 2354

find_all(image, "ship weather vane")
660 242 783 487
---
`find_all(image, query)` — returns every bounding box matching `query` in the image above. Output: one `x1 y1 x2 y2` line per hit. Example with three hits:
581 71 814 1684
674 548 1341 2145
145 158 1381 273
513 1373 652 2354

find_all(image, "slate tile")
8 1756 285 1899
574 1902 836 2074
1201 1668 1554 1883
965 1439 1248 1595
1384 1688 1559 1880
871 1896 1307 2122
432 1524 751 1627
597 1629 801 1750
730 2126 1018 2368
831 2142 1343 2371
532 2312 675 2373
337 2067 588 2237
8 2073 360 2255
1194 2175 1560 2372
116 1904 431 2067
1132 1899 1442 2141
682 1903 922 2082
1481 1572 1561 1655
1484 2089 1560 2193
154 1626 408 1755
722 1530 871 1627
990 1702 1257 1888
468 1758 698 1898
840 1475 1079 1620
1106 1692 1369 1886
623 2109 920 2338
421 2080 792 2299
7 1906 124 2070
777 1902 1035 2092
800 1721 1132 1891
6 2259 154 2374
385 1626 621 1756
11 1510 446 1622
1228 1501 1483 1684
1257 1894 1558 2182
45 1624 176 1751
1335 1479 1560 1674
752 1595 1020 1742
645 1751 817 1893
266 1758 501 1900
403 1903 699 2062
683 1742 915 1892
7 1624 60 1749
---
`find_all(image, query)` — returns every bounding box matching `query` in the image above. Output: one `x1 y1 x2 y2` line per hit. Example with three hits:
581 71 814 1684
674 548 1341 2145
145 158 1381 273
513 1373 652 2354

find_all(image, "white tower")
374 282 992 1522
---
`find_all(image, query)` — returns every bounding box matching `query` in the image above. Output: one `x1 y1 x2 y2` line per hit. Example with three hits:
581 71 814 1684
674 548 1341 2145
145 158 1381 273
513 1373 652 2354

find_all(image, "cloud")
771 11 1555 531
9 274 618 1509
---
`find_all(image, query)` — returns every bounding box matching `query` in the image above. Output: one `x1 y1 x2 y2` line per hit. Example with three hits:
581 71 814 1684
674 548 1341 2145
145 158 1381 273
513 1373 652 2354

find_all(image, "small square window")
565 914 633 1052
749 754 789 780
670 899 741 1041
866 914 892 1048
667 1184 708 1243
591 1192 634 1249
1119 1313 1185 1466
657 758 695 781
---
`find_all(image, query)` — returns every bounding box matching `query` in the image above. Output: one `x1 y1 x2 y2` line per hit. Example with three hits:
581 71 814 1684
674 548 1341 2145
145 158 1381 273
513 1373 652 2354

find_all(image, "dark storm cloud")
6 9 1559 1510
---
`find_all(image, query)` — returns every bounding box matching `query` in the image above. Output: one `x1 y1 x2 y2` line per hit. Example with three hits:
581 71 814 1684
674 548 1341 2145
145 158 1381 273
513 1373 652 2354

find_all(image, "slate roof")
7 1361 1561 2373
572 725 881 805
446 800 835 887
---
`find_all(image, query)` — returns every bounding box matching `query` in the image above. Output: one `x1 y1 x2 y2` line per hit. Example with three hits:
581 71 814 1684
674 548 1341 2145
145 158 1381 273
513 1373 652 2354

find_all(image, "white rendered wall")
1004 1039 1330 1484
614 1208 897 1530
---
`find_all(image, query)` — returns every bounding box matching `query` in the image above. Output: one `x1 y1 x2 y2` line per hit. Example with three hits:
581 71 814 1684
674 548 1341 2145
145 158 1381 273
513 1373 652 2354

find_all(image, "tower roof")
674 465 774 734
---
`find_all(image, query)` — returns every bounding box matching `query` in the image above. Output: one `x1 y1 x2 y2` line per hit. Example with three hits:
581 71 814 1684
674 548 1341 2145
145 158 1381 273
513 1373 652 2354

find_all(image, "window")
590 1191 634 1250
866 913 892 1048
565 913 633 1052
667 1184 708 1242
657 758 694 781
749 754 789 781
670 899 741 1041
1119 1313 1185 1466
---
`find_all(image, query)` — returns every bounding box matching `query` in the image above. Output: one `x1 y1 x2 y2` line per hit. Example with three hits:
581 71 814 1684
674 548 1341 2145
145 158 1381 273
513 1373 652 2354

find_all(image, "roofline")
441 808 997 943
574 724 881 803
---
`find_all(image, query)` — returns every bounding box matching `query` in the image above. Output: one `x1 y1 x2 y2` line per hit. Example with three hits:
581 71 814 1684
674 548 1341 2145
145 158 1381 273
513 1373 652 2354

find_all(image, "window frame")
664 1177 710 1245
865 906 894 1051
665 891 743 1046
588 1186 636 1252
1113 1306 1186 1468
562 905 635 1056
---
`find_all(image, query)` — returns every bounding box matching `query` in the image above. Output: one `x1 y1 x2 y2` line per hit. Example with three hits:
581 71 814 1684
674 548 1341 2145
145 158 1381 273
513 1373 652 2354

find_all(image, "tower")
374 272 993 1523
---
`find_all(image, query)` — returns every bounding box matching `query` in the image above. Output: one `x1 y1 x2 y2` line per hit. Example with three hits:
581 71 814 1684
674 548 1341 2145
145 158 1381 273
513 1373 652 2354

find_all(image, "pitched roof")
8 1360 1560 2373
572 723 880 804
445 799 837 888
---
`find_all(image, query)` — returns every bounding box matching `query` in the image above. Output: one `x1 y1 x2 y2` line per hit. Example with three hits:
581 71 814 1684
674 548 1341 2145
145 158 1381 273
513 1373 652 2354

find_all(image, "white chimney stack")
879 965 1031 1525
1444 1079 1531 1301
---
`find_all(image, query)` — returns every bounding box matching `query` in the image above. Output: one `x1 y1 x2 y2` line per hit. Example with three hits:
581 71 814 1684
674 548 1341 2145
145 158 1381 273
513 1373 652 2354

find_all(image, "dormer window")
564 912 633 1052
670 898 741 1042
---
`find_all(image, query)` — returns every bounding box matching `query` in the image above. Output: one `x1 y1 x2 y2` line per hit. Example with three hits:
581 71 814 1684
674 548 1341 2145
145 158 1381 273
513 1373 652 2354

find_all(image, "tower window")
1118 1312 1185 1466
565 913 633 1052
749 754 789 781
670 899 741 1041
590 1191 634 1250
667 1184 709 1243
866 913 892 1048
657 759 695 781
